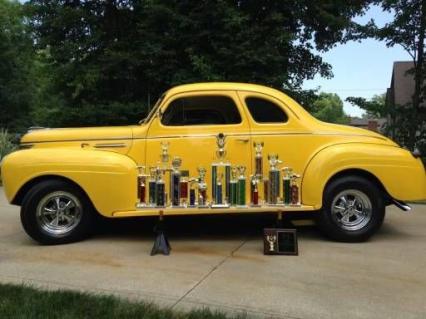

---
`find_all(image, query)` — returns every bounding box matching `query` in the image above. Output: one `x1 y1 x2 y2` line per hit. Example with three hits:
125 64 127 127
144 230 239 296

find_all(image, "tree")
0 0 36 131
311 92 349 124
346 94 386 118
355 0 426 150
26 0 372 127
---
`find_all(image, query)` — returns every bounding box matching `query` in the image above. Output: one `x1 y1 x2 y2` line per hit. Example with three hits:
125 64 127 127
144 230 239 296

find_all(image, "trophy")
189 177 197 207
148 167 157 206
266 234 277 252
136 166 148 207
211 133 231 208
282 167 292 205
263 178 270 204
250 175 260 206
290 173 301 205
237 165 247 207
197 166 208 207
170 157 182 207
180 170 189 207
155 167 166 207
229 166 238 206
160 142 170 166
268 154 282 205
254 142 264 178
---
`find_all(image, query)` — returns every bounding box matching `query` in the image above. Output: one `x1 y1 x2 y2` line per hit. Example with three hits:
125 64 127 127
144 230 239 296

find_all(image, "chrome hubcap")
36 191 82 236
331 190 372 231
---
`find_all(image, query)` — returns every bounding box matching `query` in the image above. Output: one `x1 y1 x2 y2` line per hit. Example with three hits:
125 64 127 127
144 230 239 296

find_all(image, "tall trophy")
155 166 166 207
254 142 264 178
136 166 148 207
290 173 301 205
211 133 231 208
197 166 208 207
250 175 260 206
180 170 189 207
237 165 247 207
229 166 238 206
268 154 282 205
148 167 157 206
189 177 197 207
282 167 292 205
170 157 182 207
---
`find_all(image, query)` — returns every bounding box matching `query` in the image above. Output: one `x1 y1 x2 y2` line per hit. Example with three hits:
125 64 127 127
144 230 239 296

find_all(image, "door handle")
236 138 249 143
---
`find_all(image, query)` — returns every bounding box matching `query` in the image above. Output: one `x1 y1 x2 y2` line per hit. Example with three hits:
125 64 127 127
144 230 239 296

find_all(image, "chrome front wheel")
36 191 83 237
331 190 372 231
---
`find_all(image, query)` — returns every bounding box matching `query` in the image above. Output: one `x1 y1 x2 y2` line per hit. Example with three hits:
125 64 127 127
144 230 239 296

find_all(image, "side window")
245 97 288 123
162 95 242 126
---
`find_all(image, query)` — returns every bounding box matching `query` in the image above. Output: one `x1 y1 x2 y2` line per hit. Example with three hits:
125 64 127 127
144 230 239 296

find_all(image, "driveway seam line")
170 238 249 309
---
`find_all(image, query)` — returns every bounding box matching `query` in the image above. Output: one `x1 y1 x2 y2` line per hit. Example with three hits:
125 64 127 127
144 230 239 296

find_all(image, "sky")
303 5 411 117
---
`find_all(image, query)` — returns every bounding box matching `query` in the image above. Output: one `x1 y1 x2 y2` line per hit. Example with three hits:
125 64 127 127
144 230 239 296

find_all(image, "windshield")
139 93 166 125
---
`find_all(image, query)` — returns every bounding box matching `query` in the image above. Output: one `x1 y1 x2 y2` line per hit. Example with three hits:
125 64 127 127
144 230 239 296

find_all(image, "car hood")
21 126 135 144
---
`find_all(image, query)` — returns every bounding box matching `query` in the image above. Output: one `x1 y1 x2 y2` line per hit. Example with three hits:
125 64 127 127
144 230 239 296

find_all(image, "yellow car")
1 82 425 244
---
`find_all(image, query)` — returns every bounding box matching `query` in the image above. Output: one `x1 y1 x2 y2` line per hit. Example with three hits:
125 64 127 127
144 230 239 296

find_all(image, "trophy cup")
237 165 247 207
160 142 170 165
250 175 260 206
268 154 282 205
189 177 197 207
136 166 148 207
229 166 238 206
180 170 189 207
148 167 157 206
211 133 231 208
290 173 301 205
155 166 166 207
170 156 182 207
282 167 292 205
266 234 277 252
254 142 264 178
197 166 208 207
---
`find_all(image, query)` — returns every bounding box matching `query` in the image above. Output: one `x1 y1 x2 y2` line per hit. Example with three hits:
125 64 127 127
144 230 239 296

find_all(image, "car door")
145 90 252 206
237 91 313 204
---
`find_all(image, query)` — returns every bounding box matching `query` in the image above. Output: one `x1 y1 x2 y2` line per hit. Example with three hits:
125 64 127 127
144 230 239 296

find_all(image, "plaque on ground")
263 228 298 255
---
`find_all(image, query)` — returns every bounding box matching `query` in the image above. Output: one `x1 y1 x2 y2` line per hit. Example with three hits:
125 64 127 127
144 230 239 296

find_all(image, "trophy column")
211 133 231 208
268 154 282 205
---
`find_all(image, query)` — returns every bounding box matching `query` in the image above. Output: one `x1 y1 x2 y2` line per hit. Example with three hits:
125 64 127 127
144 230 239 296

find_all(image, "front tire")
317 175 385 242
21 180 93 245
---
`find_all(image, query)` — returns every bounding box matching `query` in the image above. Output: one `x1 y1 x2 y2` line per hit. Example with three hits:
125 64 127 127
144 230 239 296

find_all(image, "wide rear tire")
317 175 385 242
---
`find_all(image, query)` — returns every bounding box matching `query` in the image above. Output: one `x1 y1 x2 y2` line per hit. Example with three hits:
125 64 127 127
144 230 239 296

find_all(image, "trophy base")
236 205 248 208
136 203 148 208
171 205 185 209
250 204 261 207
197 204 209 209
211 204 231 209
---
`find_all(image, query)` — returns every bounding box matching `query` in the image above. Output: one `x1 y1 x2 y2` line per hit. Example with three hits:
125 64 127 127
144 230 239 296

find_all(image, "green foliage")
0 129 17 161
0 0 36 132
346 94 386 118
0 283 245 319
23 0 371 127
311 92 349 124
353 0 426 151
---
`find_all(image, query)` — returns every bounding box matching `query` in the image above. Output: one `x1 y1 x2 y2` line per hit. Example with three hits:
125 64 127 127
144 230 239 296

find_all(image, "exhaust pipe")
392 199 412 212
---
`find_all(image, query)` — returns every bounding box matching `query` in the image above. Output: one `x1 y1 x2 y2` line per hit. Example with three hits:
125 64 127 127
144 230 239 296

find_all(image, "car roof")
166 82 285 97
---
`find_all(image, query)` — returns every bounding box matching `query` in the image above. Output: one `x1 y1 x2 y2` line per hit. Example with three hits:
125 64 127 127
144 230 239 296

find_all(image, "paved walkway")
0 188 425 318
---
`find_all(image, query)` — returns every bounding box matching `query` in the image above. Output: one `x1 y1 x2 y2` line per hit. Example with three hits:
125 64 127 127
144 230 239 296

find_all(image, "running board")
392 199 412 212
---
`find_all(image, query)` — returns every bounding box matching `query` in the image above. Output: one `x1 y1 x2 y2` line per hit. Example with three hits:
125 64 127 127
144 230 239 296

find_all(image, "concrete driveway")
0 187 425 319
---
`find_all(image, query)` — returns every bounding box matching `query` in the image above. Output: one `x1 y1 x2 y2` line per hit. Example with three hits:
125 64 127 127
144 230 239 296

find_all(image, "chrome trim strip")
94 143 127 148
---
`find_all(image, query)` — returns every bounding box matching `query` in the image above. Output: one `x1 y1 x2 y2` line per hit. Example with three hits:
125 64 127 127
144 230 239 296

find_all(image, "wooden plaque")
263 228 298 255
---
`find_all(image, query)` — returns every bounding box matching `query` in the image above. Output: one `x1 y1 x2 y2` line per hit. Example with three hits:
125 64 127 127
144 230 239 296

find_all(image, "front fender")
302 143 426 209
1 148 138 216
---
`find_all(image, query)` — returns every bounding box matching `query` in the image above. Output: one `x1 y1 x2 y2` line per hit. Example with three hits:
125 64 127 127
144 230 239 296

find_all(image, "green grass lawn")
0 284 246 319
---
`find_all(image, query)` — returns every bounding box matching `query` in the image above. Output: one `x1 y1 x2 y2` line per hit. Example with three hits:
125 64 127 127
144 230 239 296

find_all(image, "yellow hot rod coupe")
1 83 425 244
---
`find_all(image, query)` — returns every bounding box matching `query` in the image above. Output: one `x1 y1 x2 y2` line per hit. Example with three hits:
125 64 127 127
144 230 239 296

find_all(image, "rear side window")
245 97 288 123
162 95 242 126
